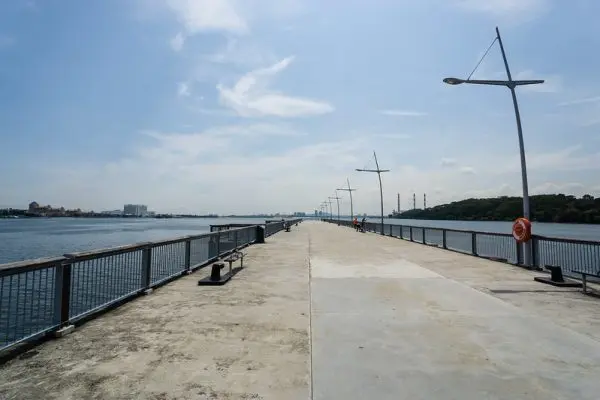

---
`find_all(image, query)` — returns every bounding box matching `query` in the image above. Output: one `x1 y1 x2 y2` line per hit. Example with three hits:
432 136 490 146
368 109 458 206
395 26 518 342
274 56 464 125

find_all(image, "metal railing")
325 219 600 279
0 224 268 352
265 219 303 237
210 219 303 237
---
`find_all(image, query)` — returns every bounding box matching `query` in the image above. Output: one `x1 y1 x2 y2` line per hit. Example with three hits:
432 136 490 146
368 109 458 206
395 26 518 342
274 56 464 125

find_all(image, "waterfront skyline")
1 1 600 214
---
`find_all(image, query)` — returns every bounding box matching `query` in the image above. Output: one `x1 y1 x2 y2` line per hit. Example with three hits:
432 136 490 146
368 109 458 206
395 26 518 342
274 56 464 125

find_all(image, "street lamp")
320 202 327 220
329 194 341 225
443 26 544 267
337 178 357 221
356 151 390 235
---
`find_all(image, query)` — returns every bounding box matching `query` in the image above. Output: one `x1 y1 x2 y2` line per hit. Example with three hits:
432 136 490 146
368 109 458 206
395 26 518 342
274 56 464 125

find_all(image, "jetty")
1 221 600 399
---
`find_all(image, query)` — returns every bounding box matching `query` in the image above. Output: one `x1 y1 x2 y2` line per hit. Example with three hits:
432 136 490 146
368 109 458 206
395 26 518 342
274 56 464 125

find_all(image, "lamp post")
329 194 341 225
326 198 333 220
337 178 357 221
443 26 544 267
320 202 328 220
356 151 390 235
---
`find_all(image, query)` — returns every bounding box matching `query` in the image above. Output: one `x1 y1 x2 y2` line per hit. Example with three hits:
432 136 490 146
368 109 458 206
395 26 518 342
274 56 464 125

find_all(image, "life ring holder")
512 217 532 243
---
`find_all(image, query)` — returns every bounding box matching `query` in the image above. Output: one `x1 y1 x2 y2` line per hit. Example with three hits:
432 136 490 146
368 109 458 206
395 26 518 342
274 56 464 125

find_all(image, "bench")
571 269 600 294
285 224 291 232
223 250 246 273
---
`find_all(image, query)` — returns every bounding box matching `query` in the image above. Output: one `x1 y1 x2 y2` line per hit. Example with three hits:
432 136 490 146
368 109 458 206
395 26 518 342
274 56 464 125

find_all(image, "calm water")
0 217 267 264
0 217 598 265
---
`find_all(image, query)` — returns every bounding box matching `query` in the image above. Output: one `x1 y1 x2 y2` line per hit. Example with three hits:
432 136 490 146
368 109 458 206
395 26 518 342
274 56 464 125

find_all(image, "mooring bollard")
210 263 224 281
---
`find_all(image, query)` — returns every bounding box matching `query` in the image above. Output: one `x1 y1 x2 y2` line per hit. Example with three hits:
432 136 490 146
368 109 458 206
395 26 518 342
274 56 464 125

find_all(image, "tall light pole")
356 151 390 235
321 202 329 220
337 178 357 221
443 27 543 267
329 194 341 225
326 198 333 220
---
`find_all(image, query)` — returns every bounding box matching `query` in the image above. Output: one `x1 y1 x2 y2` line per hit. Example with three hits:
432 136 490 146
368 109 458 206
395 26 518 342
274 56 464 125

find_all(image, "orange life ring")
512 217 532 243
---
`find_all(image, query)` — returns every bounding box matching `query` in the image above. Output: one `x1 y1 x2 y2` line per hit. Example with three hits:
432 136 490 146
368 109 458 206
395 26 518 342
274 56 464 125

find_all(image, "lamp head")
443 77 464 85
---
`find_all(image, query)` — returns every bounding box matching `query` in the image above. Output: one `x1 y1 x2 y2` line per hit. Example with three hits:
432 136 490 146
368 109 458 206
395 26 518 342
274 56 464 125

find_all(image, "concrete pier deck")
2 221 600 399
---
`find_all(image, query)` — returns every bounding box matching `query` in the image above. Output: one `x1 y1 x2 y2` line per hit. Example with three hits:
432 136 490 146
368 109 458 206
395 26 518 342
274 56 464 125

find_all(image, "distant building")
293 212 306 217
123 204 148 217
29 201 39 211
101 210 123 216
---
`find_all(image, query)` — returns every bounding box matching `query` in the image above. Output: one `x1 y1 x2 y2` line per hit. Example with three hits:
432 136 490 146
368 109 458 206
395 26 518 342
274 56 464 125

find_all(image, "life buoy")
512 217 532 243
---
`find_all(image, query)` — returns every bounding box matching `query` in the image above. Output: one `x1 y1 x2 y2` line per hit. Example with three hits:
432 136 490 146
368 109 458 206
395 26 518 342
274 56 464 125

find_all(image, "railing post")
255 225 265 243
516 241 523 265
422 228 426 244
389 224 393 236
217 231 222 255
52 261 74 336
410 226 413 241
234 230 239 249
471 232 477 256
184 239 191 273
141 246 152 293
442 230 447 249
531 237 539 269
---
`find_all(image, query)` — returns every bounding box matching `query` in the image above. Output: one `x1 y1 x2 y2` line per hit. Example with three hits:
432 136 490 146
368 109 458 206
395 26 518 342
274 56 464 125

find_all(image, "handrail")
323 218 600 244
0 225 261 273
0 220 302 354
323 218 600 280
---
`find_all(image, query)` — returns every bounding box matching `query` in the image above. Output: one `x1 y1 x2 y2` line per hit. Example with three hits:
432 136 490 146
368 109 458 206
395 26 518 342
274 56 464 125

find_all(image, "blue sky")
1 0 599 214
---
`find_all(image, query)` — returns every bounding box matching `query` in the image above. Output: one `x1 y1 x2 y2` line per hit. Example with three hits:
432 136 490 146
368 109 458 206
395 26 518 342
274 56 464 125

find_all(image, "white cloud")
525 146 600 172
217 56 334 117
558 96 600 107
532 182 585 195
441 158 458 167
164 0 247 51
167 0 247 35
205 37 275 67
515 70 561 93
457 0 548 15
36 129 365 213
177 81 191 97
170 32 185 51
379 110 427 117
23 131 600 215
374 133 411 140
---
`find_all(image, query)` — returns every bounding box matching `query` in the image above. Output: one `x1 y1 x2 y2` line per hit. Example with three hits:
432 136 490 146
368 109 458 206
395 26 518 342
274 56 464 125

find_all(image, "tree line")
393 194 600 224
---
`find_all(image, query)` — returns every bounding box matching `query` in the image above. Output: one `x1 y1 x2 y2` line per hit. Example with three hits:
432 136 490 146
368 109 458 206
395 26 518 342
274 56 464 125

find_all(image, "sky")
1 0 599 215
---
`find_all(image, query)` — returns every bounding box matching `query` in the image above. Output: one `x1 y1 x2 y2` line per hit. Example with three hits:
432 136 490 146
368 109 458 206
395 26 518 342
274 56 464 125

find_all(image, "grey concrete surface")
0 228 310 400
308 221 600 400
1 221 600 400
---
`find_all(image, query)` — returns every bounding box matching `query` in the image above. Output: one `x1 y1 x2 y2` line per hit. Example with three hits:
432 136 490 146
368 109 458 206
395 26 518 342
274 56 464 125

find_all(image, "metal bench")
223 250 246 272
198 250 246 286
571 269 600 294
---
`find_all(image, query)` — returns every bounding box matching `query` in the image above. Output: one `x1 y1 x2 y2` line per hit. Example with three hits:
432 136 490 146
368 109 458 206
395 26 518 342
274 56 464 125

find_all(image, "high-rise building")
123 204 148 217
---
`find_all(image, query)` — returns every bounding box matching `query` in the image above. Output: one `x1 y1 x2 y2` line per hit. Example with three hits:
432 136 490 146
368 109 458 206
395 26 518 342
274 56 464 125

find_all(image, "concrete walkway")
1 221 600 399
309 222 600 400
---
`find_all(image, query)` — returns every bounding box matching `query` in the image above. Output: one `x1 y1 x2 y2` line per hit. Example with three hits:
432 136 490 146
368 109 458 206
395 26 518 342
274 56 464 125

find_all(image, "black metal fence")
210 219 302 237
0 220 302 353
325 219 600 279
